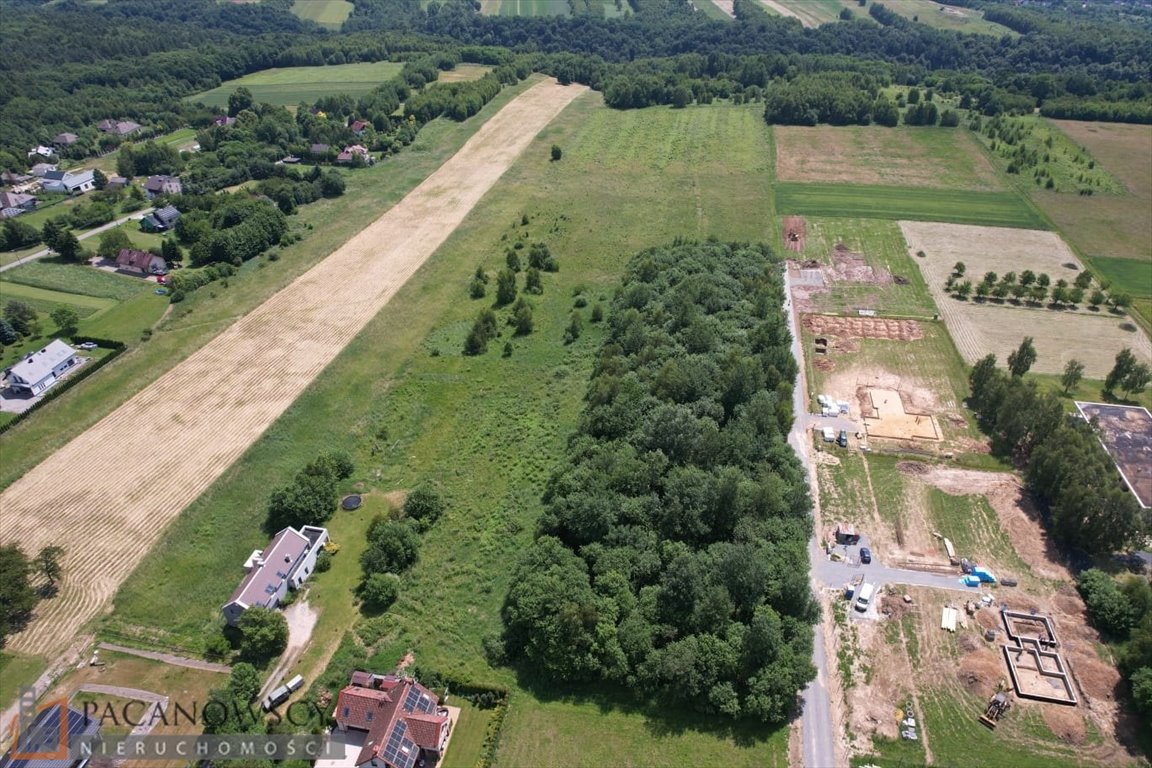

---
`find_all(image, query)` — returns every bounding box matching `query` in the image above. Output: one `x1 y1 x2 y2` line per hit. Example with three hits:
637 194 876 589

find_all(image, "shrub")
360 572 401 611
237 606 288 661
404 486 445 531
1078 569 1135 638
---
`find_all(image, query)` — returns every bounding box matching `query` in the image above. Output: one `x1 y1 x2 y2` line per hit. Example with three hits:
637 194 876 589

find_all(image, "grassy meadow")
0 78 541 491
792 216 938 317
290 0 353 28
100 96 788 764
188 61 404 109
875 0 1017 36
776 182 1047 229
477 0 571 16
774 124 1004 191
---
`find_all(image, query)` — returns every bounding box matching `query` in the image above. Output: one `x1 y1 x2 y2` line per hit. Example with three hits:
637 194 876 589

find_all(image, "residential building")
105 174 128 190
97 119 141 136
310 143 330 156
29 163 58 178
212 115 237 128
27 145 56 160
139 205 181 233
115 248 166 275
222 525 329 625
1 171 33 186
336 145 372 165
0 192 37 213
4 340 80 396
350 119 369 135
41 170 95 195
0 701 101 768
142 175 182 199
333 674 451 768
53 132 79 147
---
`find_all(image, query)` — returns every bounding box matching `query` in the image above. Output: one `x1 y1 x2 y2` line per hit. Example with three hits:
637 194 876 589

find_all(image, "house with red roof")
333 674 450 768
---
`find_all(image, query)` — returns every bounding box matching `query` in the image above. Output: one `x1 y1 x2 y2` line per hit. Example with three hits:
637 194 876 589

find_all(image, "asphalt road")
0 208 154 273
785 273 975 768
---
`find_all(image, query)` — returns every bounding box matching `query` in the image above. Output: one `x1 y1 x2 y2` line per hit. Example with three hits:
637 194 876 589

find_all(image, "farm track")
0 80 585 656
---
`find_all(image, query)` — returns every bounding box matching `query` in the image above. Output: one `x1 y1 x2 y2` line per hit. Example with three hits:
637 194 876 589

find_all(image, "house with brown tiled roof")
336 145 372 166
115 248 166 275
97 119 141 137
333 674 451 768
350 119 369 135
222 525 329 625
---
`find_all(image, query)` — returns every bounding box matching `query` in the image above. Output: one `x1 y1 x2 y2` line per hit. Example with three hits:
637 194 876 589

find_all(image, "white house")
41 170 95 195
5 340 79 395
222 525 329 625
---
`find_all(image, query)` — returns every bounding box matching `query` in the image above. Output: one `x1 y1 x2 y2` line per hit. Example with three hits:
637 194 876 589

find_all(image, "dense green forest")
499 242 816 723
3 0 1152 167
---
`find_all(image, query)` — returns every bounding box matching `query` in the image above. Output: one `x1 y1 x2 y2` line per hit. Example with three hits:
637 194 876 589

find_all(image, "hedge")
0 337 126 435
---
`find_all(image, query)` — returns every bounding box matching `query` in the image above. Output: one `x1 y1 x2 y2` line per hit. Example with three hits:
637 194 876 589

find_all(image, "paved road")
785 273 975 768
0 209 154 273
98 642 231 674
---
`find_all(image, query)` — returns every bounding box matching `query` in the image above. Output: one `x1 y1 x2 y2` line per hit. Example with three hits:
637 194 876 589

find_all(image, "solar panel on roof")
401 687 418 712
414 692 436 714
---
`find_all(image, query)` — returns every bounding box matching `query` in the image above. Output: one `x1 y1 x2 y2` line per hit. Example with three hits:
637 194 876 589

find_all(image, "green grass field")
693 0 732 20
478 0 570 16
793 217 938 317
290 0 353 28
757 0 843 26
0 652 48 712
0 80 543 491
1090 256 1151 298
2 261 150 301
776 182 1047 229
100 96 786 764
875 0 1017 36
188 61 405 109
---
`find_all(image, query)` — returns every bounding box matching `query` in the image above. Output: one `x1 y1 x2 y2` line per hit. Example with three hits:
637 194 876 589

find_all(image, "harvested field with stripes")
0 79 585 656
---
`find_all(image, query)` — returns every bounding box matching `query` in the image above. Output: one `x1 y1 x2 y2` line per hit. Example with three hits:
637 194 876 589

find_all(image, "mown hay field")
189 61 404 108
106 97 789 766
903 221 1152 377
1035 121 1152 263
775 125 1004 191
777 182 1046 229
0 80 584 658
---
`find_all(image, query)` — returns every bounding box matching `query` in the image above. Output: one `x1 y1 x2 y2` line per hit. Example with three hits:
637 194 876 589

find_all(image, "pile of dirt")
1043 706 1087 745
958 647 1004 697
814 357 835 372
829 244 894 285
783 216 806 252
896 460 931 475
802 314 924 341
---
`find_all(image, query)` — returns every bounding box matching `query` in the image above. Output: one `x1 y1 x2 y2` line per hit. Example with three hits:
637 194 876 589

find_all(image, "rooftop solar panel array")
380 721 418 768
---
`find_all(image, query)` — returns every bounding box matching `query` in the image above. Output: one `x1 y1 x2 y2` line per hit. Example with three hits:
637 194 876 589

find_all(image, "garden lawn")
776 182 1046 229
875 0 1018 36
439 702 493 768
188 62 405 109
101 96 787 763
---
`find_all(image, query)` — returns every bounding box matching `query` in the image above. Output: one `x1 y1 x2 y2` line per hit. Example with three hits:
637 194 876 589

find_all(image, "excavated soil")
803 314 924 341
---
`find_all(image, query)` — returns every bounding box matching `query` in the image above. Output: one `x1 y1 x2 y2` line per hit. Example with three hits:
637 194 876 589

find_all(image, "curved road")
0 209 153 273
785 273 975 768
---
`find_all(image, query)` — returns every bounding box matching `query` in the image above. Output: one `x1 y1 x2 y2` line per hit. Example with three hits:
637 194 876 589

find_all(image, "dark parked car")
837 429 848 447
859 547 872 565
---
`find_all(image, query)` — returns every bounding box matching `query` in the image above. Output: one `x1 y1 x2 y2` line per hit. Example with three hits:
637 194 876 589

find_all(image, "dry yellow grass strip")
0 79 585 656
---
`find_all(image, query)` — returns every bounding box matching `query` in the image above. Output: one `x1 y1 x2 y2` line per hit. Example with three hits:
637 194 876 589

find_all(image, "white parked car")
77 342 98 350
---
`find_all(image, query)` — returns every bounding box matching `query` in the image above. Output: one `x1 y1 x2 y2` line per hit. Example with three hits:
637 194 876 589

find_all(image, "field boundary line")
0 80 586 657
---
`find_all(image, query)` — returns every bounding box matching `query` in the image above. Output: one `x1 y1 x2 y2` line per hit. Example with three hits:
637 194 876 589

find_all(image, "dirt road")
0 80 586 656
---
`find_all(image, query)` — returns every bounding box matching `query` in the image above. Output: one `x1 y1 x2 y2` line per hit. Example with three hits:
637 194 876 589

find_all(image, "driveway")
0 209 154 273
258 600 319 702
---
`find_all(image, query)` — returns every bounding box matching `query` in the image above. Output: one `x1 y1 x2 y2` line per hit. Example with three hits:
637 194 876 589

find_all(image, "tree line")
966 348 1147 557
1076 568 1152 729
498 241 816 723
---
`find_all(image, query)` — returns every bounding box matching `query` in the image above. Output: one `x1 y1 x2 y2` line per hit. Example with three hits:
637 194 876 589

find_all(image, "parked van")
854 582 875 613
285 675 305 693
263 685 291 711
